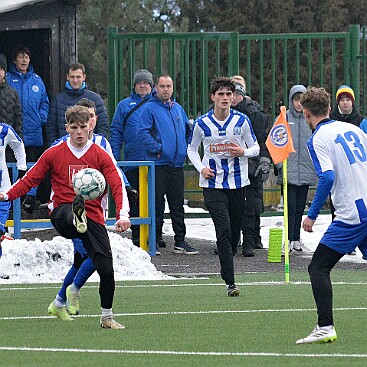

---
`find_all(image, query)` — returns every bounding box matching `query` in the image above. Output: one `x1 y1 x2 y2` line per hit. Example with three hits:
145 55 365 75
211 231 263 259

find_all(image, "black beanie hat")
234 82 246 98
0 54 7 72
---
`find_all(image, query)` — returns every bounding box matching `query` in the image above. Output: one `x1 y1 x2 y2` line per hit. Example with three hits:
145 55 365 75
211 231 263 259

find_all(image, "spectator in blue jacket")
46 62 108 146
110 69 154 248
6 45 49 162
138 74 198 255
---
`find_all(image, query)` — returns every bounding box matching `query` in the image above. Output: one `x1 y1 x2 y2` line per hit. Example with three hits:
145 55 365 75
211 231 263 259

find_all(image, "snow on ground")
0 213 365 284
0 232 169 284
170 212 366 263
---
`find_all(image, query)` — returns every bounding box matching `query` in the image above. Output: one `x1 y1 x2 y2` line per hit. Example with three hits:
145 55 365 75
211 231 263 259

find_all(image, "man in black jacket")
231 78 271 257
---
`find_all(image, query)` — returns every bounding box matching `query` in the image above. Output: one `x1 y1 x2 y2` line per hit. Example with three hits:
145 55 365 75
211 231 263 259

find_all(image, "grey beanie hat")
133 69 153 87
234 83 246 98
0 54 7 72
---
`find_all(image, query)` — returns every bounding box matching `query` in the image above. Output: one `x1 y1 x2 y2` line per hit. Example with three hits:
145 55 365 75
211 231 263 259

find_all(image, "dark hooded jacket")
329 103 366 127
232 97 271 176
46 81 108 146
0 78 22 137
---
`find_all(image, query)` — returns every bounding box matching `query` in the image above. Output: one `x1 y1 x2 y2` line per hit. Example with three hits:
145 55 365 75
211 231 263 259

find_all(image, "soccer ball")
72 168 106 200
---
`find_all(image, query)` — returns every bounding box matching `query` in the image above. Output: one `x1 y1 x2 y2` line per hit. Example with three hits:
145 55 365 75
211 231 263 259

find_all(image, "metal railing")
6 161 158 256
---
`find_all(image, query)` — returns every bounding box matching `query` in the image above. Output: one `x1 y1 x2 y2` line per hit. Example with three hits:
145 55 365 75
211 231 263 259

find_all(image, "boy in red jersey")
0 105 130 329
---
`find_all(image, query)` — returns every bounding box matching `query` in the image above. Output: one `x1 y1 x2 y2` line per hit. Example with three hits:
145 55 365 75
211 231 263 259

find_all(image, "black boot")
242 240 255 257
253 236 264 249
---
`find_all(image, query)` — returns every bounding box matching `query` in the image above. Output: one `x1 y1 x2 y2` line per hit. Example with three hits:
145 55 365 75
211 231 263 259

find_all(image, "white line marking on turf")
2 281 367 291
0 346 366 358
0 307 366 321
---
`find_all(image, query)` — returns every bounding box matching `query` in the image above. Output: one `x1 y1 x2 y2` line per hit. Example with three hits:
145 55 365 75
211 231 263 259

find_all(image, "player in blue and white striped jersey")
296 87 367 345
188 77 259 297
0 123 27 257
188 107 259 189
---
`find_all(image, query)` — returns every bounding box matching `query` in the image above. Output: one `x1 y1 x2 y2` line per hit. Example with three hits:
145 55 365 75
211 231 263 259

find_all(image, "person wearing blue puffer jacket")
6 45 49 162
110 69 154 249
138 74 198 255
46 62 108 147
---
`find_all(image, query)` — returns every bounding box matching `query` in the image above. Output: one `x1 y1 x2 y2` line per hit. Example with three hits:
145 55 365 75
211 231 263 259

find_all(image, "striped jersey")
0 123 27 192
308 119 367 224
188 109 260 189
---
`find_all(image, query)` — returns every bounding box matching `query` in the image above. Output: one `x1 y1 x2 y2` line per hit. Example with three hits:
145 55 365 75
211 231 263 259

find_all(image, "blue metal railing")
7 161 157 256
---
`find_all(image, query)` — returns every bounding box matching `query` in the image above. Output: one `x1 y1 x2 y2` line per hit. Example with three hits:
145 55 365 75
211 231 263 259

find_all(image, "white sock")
54 295 66 308
319 325 334 331
70 283 80 293
101 308 113 318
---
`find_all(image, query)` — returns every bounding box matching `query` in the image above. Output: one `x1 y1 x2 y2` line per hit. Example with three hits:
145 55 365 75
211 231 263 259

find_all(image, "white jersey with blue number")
187 109 260 189
308 119 367 224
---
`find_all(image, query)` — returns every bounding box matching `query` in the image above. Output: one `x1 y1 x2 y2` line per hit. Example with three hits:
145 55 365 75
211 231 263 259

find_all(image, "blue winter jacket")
46 82 108 146
110 90 152 171
138 96 191 168
6 63 49 147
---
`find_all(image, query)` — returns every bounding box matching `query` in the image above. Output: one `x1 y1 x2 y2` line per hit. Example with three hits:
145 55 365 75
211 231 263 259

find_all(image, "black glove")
254 157 271 182
17 170 27 181
126 187 138 207
22 195 37 214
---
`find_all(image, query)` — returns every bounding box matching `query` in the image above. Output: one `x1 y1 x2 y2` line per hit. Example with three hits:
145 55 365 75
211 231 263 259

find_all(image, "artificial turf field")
1 270 367 367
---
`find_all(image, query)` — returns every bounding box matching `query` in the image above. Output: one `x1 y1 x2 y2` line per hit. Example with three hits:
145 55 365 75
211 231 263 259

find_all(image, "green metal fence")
107 24 367 210
108 24 366 122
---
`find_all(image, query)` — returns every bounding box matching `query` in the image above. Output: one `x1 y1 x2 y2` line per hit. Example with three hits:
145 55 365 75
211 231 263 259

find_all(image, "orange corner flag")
265 106 295 165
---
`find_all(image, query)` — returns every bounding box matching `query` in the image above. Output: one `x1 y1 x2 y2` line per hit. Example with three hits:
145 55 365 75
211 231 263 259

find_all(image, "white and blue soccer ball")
72 168 106 200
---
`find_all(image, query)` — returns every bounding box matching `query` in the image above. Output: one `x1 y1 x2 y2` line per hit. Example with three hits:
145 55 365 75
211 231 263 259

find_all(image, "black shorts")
50 203 112 260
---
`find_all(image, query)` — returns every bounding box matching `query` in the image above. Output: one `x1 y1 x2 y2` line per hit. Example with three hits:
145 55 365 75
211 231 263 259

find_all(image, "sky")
0 213 365 284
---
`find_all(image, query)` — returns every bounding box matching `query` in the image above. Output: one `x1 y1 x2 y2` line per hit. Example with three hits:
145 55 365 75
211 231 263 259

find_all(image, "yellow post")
139 165 149 251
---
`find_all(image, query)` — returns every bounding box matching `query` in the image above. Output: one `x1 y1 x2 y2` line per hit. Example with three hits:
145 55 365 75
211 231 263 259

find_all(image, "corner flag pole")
282 159 290 282
265 105 295 283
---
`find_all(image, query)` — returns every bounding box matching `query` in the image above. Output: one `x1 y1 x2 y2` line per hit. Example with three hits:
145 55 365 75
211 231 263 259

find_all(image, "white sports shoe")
296 325 337 344
291 240 303 252
100 315 125 329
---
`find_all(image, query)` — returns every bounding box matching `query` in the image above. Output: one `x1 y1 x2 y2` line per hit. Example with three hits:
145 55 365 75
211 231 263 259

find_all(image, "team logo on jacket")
269 125 288 147
32 85 39 92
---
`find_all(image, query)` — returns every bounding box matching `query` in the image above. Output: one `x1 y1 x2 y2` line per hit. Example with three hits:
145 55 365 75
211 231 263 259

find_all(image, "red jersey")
6 140 129 225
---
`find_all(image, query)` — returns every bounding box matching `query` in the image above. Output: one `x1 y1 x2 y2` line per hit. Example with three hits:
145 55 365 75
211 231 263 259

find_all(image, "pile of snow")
0 232 170 284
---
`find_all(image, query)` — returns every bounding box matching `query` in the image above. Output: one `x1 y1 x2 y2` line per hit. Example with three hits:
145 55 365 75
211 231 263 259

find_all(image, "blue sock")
57 265 78 301
73 258 95 289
